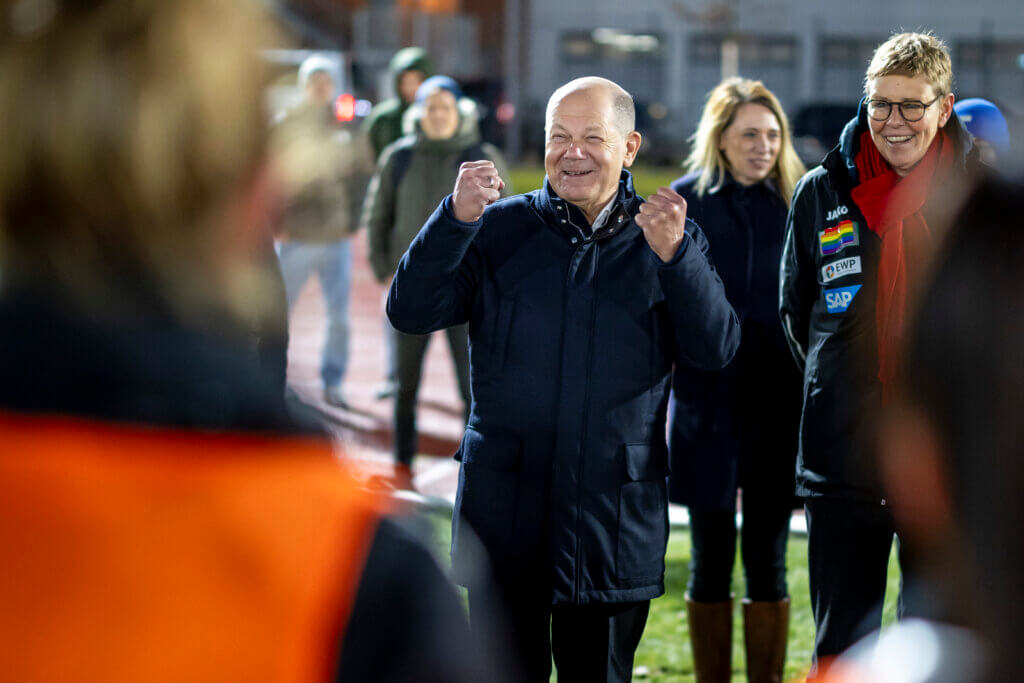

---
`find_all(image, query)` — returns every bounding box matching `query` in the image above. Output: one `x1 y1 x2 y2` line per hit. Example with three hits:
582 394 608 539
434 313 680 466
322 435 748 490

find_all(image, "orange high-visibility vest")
0 413 388 683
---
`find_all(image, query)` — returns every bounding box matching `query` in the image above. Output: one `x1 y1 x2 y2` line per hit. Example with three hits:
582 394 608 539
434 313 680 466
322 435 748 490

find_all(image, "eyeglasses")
866 96 942 122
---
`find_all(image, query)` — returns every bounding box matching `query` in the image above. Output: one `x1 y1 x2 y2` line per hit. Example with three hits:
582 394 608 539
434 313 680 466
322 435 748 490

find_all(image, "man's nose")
565 141 587 158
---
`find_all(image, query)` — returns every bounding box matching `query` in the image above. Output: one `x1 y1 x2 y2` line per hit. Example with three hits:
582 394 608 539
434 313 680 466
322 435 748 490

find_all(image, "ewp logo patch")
821 256 862 283
824 285 862 314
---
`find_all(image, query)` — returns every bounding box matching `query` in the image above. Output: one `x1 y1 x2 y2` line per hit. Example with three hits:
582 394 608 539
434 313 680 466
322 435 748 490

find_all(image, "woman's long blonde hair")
683 77 805 206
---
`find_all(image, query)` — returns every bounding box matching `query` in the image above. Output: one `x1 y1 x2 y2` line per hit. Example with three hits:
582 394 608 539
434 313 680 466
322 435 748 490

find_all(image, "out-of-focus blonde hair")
0 0 280 320
683 77 805 206
865 32 953 96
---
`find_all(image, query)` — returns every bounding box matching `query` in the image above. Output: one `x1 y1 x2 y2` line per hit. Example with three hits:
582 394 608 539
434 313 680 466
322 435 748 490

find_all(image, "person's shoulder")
484 191 533 218
793 164 831 199
670 170 701 197
364 99 402 127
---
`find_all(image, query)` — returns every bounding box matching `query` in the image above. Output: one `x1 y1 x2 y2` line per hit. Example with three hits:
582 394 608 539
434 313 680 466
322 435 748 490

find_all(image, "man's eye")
586 136 602 143
902 103 924 113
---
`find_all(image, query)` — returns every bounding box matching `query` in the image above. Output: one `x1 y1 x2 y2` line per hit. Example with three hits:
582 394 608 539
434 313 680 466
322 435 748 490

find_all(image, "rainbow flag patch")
819 220 859 256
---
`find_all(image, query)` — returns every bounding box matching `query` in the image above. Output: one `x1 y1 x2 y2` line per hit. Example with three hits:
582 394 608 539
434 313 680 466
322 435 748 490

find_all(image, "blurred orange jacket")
0 414 385 683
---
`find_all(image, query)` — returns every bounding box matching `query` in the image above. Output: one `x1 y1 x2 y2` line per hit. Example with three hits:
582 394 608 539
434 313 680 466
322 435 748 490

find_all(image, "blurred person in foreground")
0 1 484 681
779 32 980 676
819 175 1023 683
363 75 509 491
668 77 805 683
388 76 740 681
271 54 371 409
953 98 1011 165
363 47 432 401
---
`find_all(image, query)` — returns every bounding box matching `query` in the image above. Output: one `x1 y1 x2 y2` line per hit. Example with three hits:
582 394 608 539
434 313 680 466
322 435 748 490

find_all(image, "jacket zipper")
572 237 598 604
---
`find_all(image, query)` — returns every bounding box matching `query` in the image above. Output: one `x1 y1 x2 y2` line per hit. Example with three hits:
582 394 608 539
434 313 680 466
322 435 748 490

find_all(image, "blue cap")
415 75 463 104
954 98 1010 154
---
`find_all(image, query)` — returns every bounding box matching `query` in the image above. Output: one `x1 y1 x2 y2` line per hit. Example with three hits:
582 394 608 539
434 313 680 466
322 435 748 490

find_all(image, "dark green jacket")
363 48 433 159
364 106 509 283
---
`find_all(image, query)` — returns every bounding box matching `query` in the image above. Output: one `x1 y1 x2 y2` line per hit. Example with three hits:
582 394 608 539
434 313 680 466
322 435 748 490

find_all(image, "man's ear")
622 130 642 168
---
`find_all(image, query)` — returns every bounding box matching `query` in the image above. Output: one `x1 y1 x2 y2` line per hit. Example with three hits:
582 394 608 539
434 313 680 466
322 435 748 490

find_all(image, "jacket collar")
534 169 640 241
826 96 976 188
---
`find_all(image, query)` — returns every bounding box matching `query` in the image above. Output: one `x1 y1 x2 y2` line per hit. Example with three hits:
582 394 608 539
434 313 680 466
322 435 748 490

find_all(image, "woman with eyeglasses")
779 32 981 678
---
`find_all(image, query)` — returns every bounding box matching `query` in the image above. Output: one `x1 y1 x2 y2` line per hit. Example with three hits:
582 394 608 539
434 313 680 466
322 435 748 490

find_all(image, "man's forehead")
548 90 614 124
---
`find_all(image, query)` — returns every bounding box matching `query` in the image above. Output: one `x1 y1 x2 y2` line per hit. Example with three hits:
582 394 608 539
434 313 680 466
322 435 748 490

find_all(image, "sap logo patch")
824 285 862 314
819 220 859 255
826 205 849 222
821 256 862 283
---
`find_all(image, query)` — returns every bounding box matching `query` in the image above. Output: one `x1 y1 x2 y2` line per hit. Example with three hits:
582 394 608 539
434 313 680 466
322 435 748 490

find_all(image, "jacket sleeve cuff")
651 231 692 268
441 195 484 230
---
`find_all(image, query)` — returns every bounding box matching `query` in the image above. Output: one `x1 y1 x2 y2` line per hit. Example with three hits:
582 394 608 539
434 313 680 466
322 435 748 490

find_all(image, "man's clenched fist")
635 187 688 262
452 160 505 223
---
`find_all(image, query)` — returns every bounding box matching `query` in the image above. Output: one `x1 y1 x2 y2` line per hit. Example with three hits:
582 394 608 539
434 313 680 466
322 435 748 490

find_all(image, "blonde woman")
668 77 805 682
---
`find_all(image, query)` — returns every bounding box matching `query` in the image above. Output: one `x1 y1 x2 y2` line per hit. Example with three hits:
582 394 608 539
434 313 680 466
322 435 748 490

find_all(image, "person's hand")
452 161 505 223
635 187 687 262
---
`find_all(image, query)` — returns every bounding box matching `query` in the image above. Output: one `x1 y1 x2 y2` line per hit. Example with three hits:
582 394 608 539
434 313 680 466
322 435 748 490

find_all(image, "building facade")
515 0 1024 161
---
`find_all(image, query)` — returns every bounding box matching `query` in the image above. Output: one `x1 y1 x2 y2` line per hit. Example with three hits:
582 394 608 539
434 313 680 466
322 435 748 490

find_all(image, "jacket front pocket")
616 442 669 580
451 427 522 581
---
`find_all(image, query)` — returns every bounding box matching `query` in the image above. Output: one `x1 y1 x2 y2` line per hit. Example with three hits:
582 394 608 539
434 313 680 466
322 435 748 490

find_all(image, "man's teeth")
886 135 912 143
565 170 590 175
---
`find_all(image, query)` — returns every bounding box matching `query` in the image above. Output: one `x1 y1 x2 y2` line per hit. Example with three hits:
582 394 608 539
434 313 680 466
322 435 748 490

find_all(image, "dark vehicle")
791 102 859 166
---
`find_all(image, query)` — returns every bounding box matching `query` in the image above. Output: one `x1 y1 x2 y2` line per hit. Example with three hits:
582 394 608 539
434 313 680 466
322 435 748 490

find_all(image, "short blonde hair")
0 0 279 319
865 32 953 96
683 77 806 207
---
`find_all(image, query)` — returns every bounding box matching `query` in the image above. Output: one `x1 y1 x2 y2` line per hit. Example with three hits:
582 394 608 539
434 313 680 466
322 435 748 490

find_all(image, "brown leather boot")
686 594 733 683
742 597 790 683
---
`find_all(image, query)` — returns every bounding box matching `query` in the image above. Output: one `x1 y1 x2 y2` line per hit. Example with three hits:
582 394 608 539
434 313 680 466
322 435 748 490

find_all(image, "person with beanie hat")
271 53 372 408
362 47 433 402
954 98 1010 164
363 75 509 490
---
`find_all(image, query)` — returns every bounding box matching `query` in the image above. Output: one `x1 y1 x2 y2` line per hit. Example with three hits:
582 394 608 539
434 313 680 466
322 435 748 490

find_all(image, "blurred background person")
668 77 805 683
0 1 487 679
271 54 371 409
953 98 1011 165
363 75 509 490
363 46 433 402
779 32 980 677
819 175 1023 683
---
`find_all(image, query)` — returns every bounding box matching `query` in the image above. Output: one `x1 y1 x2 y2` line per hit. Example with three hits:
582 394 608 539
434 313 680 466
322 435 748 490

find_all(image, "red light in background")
335 93 356 122
496 102 515 124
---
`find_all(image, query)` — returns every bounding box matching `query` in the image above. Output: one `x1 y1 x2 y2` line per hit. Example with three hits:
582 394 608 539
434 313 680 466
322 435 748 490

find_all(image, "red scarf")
850 128 954 402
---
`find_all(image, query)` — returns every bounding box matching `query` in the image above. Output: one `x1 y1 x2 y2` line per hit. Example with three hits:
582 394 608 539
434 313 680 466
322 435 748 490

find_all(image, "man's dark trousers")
469 582 650 682
804 497 903 678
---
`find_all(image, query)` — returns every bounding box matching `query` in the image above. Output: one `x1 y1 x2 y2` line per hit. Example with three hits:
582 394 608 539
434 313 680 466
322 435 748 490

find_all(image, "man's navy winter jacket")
388 170 739 605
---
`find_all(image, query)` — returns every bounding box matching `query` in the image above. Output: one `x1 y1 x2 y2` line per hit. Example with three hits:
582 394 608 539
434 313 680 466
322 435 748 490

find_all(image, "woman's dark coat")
780 103 978 502
668 171 803 510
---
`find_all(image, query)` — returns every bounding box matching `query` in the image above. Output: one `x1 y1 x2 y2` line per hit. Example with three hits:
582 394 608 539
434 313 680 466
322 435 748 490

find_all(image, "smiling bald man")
388 77 740 681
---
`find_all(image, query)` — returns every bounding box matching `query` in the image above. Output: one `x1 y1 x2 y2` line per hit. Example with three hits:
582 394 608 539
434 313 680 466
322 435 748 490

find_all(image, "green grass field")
425 507 901 682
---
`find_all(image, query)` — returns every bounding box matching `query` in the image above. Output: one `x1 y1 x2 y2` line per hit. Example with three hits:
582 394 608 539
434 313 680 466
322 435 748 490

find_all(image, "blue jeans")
277 240 351 388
